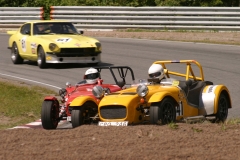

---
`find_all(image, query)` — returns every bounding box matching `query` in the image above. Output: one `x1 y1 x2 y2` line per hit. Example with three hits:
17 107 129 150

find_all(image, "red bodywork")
44 79 121 117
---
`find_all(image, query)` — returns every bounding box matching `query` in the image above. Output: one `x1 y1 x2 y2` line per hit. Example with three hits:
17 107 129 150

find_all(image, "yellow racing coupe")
92 60 232 126
7 20 101 68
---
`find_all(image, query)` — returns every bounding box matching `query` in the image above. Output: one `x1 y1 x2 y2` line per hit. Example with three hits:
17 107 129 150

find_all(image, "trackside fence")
0 7 43 28
50 6 240 31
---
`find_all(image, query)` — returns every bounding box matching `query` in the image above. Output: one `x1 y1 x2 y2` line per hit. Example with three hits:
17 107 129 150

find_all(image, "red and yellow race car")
41 66 135 129
92 60 231 126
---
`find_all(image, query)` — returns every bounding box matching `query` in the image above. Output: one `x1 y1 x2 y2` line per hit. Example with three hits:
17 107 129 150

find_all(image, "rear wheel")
11 42 23 64
215 93 229 123
41 100 59 129
71 102 98 128
37 46 47 69
150 98 176 125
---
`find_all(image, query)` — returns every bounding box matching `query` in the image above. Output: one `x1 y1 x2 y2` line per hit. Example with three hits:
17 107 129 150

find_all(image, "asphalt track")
1 33 240 129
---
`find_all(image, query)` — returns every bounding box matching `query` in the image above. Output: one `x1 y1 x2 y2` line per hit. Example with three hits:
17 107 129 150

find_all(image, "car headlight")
136 84 149 97
92 85 105 98
95 42 101 50
49 43 59 51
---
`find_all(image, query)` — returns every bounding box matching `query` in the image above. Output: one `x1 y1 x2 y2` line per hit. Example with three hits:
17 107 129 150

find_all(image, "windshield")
33 22 79 35
131 79 149 87
131 78 178 87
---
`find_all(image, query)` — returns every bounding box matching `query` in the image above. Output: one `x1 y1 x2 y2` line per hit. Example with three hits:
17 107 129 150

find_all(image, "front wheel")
41 100 59 129
215 93 229 123
150 98 176 125
71 107 84 128
71 102 98 128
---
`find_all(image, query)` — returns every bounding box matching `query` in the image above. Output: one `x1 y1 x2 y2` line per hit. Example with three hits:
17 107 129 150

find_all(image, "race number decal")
21 36 27 52
56 38 72 43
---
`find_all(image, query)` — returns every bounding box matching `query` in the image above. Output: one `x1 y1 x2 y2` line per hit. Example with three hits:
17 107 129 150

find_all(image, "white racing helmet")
148 64 165 80
84 68 100 84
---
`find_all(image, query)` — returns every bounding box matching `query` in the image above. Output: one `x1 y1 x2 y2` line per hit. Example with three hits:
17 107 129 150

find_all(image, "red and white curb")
9 119 66 129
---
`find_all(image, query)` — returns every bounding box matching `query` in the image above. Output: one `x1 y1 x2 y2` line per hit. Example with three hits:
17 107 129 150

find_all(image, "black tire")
37 46 47 69
150 98 176 125
11 42 23 64
71 102 98 128
41 100 59 130
71 107 84 128
215 93 229 123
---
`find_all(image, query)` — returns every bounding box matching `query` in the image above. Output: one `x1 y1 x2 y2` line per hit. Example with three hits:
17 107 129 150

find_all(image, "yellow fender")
213 85 232 114
69 96 97 107
148 91 178 103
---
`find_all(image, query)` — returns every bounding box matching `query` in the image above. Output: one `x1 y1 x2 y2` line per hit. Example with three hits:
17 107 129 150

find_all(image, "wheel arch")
149 92 179 105
151 95 178 107
69 96 98 108
214 86 232 114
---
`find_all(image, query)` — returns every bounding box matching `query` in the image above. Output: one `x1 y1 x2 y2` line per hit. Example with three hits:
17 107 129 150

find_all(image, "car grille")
100 105 126 119
56 48 100 57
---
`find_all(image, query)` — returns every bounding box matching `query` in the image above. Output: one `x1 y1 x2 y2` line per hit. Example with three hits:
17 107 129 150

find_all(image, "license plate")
67 116 71 121
98 121 128 126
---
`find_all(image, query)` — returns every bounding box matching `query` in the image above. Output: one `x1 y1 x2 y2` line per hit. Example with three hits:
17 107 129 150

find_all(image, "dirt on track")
1 123 240 160
1 31 240 160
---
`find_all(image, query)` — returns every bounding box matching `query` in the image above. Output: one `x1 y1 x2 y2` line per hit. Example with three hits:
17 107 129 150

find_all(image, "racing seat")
187 81 213 107
178 79 193 97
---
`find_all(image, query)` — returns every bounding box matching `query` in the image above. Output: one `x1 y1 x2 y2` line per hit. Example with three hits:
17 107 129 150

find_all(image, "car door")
17 23 36 60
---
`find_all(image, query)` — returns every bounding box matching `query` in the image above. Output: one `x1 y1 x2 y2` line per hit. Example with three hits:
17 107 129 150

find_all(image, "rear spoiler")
7 30 17 35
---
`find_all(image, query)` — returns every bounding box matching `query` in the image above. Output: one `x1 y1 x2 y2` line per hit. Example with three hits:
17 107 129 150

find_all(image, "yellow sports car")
7 20 101 68
92 60 232 126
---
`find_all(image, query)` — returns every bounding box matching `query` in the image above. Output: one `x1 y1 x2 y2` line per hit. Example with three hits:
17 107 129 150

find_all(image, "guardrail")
0 7 43 28
50 6 240 31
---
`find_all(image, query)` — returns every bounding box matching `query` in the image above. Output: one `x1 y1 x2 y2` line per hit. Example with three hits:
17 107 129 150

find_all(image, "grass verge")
0 81 57 129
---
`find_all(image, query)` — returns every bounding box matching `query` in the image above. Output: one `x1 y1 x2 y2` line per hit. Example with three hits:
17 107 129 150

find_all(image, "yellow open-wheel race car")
92 60 232 126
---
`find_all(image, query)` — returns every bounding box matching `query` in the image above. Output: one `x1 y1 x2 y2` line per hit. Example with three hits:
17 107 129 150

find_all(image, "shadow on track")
22 61 114 69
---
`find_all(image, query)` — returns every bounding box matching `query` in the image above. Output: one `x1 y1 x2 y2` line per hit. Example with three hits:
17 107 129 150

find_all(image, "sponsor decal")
207 85 216 93
30 42 37 48
74 43 80 47
30 42 37 54
31 48 36 54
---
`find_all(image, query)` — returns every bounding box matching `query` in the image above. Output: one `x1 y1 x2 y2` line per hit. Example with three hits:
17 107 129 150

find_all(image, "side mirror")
79 30 84 34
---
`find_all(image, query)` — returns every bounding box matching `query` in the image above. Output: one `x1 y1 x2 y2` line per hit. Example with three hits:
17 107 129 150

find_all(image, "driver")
51 24 63 33
77 68 101 85
148 63 165 83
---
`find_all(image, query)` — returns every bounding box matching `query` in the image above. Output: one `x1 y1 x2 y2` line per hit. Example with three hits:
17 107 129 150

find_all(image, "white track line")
0 73 61 89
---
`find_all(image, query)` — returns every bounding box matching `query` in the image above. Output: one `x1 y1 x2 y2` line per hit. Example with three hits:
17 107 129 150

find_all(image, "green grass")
0 81 57 129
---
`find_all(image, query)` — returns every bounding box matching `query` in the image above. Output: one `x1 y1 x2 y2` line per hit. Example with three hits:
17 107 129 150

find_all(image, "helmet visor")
149 72 161 78
85 73 99 79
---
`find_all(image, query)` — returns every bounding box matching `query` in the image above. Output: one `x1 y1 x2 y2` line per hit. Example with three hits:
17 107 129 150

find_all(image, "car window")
20 23 31 35
33 22 78 35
